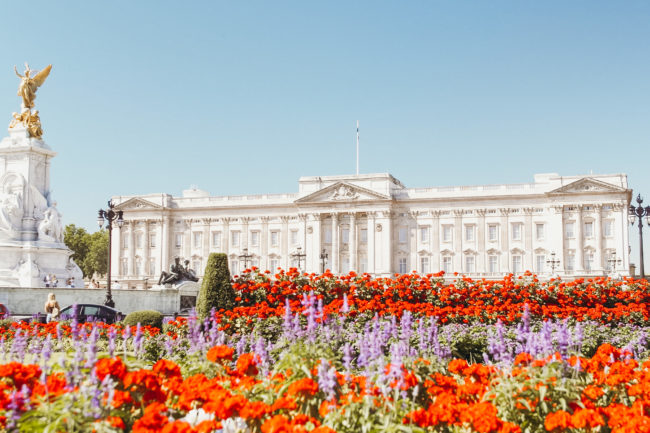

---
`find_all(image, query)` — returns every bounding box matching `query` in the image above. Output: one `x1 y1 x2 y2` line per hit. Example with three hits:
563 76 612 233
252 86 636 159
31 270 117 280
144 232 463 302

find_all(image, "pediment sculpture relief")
329 185 359 201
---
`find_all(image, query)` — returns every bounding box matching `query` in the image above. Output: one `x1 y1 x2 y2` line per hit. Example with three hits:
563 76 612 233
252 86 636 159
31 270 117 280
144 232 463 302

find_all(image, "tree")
196 253 235 319
63 224 109 278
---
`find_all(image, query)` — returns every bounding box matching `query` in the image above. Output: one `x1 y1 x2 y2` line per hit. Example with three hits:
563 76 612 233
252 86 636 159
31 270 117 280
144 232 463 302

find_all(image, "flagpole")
356 120 359 176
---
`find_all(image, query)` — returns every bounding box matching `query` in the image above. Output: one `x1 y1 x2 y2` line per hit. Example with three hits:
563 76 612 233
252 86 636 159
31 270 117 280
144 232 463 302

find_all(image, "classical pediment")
115 197 162 210
294 182 391 204
547 178 626 195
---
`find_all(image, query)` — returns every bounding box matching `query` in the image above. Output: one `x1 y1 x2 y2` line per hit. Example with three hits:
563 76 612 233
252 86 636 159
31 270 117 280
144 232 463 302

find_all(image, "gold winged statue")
9 63 52 139
14 63 52 111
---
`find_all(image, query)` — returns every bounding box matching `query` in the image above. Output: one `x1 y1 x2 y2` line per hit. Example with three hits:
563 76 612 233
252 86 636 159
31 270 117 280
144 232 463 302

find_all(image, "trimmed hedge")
197 253 234 319
124 310 163 329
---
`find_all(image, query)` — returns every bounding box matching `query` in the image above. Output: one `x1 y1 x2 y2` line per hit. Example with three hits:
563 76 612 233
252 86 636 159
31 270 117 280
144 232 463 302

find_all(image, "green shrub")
124 310 163 329
196 253 234 319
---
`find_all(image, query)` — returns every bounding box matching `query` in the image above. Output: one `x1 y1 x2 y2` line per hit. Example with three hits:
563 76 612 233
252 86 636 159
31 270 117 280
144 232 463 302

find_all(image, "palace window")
604 220 613 237
584 222 594 238
269 258 279 271
488 224 498 242
465 225 475 242
290 229 299 245
174 233 182 248
398 257 408 274
136 232 143 249
536 223 545 240
442 256 452 273
511 223 522 241
324 228 332 243
565 222 575 239
212 231 222 249
270 231 279 247
465 256 475 273
250 231 259 247
148 258 156 275
149 233 157 248
360 257 367 273
420 257 430 273
193 232 202 249
192 259 201 274
341 257 350 274
535 255 546 273
566 254 575 271
342 228 350 244
121 259 128 276
488 255 498 273
122 233 129 249
360 228 368 243
512 255 522 273
231 231 240 247
135 258 143 276
230 260 239 275
584 252 594 271
419 227 429 243
442 225 453 242
398 227 407 243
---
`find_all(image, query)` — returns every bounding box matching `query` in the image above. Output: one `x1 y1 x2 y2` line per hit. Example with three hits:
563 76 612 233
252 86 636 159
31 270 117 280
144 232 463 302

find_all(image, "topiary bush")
124 310 163 329
196 253 235 319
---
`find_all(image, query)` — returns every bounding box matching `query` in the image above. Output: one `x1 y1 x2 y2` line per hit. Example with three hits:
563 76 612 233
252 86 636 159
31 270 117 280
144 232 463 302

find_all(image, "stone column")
222 218 230 257
453 210 463 272
332 213 339 274
410 211 419 272
551 206 564 275
261 217 269 271
128 222 136 277
299 213 308 271
202 218 210 275
524 208 534 272
575 205 584 273
594 204 603 273
476 209 486 274
349 212 357 272
281 216 290 270
161 215 170 276
143 220 150 276
183 220 191 262
367 212 376 274
431 210 440 273
499 208 510 272
112 218 122 278
311 214 322 272
242 217 250 251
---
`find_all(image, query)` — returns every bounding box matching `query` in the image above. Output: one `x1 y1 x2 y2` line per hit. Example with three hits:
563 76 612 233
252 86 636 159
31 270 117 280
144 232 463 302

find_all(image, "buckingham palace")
111 172 632 286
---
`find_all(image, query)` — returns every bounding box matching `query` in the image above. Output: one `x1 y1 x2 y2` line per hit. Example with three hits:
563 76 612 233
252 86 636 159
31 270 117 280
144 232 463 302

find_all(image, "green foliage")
63 224 108 278
124 310 163 329
196 253 235 319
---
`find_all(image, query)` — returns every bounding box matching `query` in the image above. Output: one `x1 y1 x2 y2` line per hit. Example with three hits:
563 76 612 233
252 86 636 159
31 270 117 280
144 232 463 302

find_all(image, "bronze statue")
158 257 199 285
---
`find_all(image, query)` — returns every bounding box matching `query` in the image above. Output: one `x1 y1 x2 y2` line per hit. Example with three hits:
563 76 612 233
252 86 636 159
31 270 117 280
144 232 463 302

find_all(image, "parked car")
0 303 9 319
59 304 124 324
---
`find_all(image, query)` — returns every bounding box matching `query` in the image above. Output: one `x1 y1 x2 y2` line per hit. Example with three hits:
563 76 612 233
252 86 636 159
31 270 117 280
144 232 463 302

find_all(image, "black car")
59 304 124 324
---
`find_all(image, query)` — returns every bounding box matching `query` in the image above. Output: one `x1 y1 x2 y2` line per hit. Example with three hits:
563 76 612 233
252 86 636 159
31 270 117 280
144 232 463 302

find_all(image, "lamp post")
291 246 306 270
97 200 124 308
607 253 622 275
628 194 650 279
320 249 328 273
238 248 253 270
546 252 560 275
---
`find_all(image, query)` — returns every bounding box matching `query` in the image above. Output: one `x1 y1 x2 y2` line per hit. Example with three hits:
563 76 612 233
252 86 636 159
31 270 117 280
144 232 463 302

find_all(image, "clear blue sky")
1 1 649 270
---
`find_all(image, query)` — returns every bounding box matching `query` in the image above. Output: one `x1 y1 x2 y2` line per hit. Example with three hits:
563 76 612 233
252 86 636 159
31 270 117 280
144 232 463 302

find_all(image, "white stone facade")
112 172 632 286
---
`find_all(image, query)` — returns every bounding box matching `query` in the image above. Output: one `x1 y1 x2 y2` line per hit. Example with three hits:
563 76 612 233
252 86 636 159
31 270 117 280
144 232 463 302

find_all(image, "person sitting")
113 280 122 290
44 293 60 323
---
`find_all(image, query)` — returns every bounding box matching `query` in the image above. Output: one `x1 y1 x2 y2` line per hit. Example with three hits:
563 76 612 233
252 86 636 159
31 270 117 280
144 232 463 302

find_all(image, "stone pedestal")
0 125 83 287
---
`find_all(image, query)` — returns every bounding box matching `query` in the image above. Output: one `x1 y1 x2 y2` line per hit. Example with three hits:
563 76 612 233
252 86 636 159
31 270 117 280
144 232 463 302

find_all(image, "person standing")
44 293 60 323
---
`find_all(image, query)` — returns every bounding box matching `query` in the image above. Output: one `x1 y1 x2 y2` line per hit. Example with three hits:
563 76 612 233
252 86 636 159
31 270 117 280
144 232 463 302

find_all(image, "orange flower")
287 378 319 398
544 410 572 431
207 345 235 363
95 357 127 382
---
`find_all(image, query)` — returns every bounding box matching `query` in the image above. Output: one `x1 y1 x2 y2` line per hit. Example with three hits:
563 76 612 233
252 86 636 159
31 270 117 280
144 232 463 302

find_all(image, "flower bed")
0 271 649 432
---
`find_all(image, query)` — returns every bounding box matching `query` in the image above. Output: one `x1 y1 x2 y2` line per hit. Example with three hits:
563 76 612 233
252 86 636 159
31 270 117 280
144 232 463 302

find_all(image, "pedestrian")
43 274 50 288
113 280 122 290
44 293 61 323
51 274 58 288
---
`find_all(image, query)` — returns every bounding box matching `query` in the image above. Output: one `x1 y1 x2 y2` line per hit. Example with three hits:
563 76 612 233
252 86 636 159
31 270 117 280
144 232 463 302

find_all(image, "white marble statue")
0 189 23 240
37 202 63 242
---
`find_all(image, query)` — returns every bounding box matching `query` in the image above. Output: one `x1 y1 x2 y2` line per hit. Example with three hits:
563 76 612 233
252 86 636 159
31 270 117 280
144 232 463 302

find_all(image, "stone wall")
0 286 197 316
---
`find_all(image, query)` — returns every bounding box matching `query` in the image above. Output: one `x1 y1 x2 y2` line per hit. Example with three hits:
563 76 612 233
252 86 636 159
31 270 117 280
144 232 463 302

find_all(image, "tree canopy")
63 224 108 278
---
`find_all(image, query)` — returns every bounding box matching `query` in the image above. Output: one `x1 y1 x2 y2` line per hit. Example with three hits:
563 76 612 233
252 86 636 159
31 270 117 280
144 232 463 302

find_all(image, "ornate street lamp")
320 249 328 273
238 248 253 270
97 200 124 308
546 252 560 275
628 194 650 279
291 246 306 270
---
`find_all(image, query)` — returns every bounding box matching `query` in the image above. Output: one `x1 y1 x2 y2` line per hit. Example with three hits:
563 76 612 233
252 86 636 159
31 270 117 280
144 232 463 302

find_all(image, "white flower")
221 417 250 433
179 408 214 426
